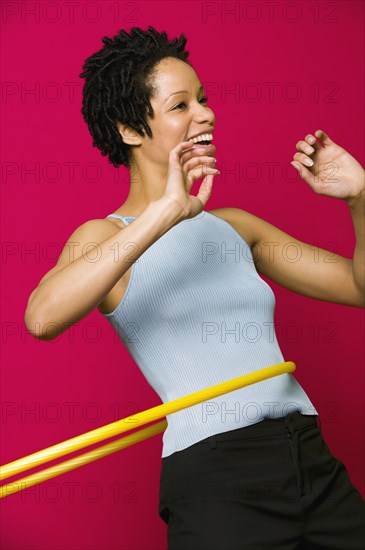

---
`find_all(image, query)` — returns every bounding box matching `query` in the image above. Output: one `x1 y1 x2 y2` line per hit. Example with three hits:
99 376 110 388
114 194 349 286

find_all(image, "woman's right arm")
24 197 184 341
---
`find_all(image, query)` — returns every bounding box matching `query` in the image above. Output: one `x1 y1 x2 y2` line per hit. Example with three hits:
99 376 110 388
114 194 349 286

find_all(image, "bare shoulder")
58 217 126 264
36 217 126 288
207 207 261 248
72 216 126 242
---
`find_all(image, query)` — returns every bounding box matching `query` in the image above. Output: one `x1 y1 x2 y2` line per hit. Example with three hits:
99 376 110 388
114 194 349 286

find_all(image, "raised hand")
163 141 219 220
290 129 365 203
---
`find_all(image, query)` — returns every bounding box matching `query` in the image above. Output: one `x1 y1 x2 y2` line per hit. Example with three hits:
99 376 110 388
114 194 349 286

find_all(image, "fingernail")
304 158 314 166
290 162 300 171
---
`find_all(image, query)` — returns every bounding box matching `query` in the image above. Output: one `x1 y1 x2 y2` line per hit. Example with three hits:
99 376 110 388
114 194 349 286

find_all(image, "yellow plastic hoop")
0 361 295 498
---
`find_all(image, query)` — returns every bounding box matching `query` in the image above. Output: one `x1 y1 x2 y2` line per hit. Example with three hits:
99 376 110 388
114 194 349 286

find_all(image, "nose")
193 102 215 125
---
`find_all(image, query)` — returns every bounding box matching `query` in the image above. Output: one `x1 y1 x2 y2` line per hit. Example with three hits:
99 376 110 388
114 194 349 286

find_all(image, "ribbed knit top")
101 210 318 457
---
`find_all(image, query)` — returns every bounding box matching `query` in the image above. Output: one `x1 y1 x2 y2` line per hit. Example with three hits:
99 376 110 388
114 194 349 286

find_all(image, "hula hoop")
0 361 295 498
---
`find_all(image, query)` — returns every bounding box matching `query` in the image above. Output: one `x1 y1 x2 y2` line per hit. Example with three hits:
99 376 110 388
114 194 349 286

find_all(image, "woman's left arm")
211 130 364 308
291 129 364 299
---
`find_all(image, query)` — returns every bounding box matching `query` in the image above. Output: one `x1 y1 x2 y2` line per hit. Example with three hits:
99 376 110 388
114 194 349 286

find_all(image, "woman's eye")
173 97 208 110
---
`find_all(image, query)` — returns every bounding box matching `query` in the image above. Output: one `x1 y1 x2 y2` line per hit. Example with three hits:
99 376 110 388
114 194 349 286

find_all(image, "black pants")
158 412 365 549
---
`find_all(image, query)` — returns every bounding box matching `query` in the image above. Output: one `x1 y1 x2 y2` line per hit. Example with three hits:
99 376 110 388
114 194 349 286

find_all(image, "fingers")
169 142 216 173
296 140 315 156
168 141 200 173
177 143 219 188
315 129 333 146
180 143 216 163
185 165 218 189
293 129 332 169
169 141 196 159
182 155 217 177
166 141 219 214
293 129 329 169
196 173 215 207
293 150 314 167
186 163 220 192
305 134 317 146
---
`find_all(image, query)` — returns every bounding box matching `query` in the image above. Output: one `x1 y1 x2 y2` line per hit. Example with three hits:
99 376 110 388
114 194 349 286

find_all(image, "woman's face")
133 56 216 167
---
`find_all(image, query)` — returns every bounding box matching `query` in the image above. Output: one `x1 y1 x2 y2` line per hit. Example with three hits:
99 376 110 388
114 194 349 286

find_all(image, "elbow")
24 309 57 342
24 288 78 341
24 305 58 342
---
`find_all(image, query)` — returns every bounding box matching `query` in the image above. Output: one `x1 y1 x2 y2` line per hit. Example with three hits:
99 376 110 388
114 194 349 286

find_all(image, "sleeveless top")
101 210 318 457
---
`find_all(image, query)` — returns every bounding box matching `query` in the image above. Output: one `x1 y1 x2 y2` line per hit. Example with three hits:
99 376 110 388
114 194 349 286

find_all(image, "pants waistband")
197 412 319 446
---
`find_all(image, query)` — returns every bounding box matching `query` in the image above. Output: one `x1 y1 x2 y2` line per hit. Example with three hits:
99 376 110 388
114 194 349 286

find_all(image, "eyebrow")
164 85 205 104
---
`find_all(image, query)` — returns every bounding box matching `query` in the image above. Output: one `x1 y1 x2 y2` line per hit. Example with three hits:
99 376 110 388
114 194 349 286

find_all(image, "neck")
118 157 169 215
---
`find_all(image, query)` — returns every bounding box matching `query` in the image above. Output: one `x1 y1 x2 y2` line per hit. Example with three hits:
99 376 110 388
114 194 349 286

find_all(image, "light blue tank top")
101 210 318 457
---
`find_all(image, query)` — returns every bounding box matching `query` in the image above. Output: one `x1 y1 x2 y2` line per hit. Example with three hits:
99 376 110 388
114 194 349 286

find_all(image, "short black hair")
79 25 191 168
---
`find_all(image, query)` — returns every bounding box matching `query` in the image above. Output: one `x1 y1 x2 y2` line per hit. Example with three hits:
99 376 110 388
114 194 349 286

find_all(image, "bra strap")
106 214 134 225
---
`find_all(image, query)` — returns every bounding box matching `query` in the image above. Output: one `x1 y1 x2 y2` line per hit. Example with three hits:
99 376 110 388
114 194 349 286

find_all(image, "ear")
116 122 143 146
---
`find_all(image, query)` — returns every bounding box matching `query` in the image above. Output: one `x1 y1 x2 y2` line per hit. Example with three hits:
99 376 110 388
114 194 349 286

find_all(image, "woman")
25 26 365 549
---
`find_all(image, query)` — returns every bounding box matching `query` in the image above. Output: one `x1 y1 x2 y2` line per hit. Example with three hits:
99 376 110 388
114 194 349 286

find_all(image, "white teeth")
188 133 213 144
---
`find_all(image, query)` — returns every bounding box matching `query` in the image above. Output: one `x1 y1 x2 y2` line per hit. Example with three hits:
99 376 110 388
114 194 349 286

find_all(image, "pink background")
1 1 364 549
